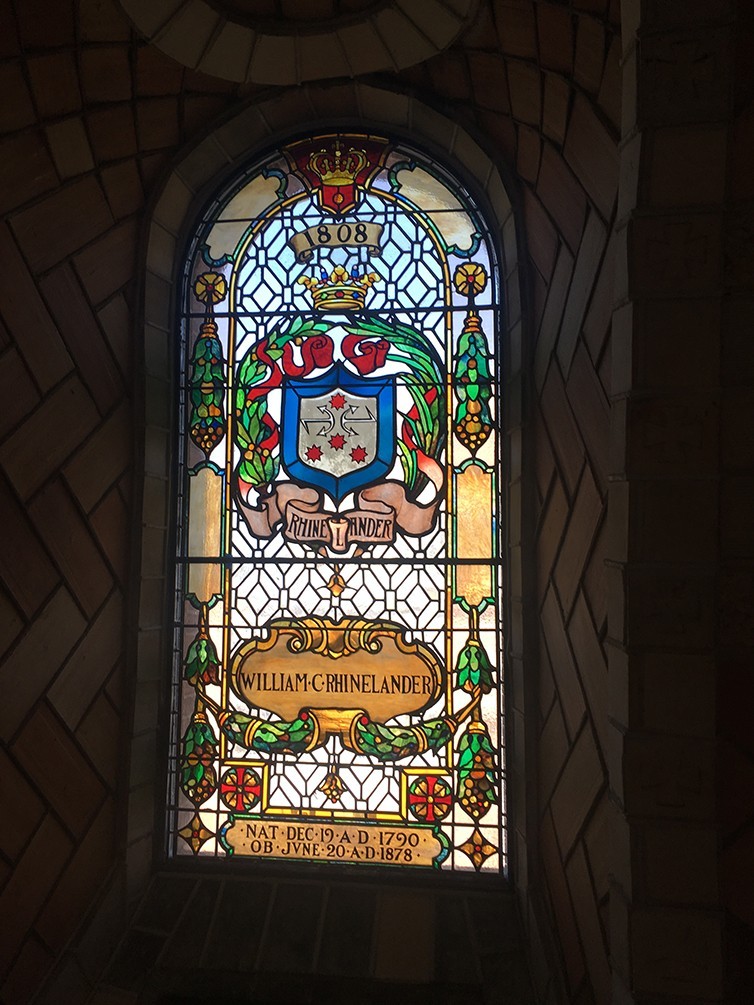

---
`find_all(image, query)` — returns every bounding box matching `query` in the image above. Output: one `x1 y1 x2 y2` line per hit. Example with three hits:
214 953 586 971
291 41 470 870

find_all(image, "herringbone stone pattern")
0 1 623 1002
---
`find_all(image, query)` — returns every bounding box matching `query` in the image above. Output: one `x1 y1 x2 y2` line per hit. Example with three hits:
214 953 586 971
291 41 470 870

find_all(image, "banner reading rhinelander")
237 477 443 552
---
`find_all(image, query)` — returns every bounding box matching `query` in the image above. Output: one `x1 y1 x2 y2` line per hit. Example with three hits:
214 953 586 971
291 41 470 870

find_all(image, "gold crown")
297 265 380 312
308 144 367 186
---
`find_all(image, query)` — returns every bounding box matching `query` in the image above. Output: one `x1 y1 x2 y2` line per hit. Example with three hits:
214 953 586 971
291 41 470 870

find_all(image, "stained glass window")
169 133 506 873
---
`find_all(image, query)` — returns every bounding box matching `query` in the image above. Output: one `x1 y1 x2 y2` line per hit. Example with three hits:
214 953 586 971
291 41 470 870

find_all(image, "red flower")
282 334 334 376
343 335 389 375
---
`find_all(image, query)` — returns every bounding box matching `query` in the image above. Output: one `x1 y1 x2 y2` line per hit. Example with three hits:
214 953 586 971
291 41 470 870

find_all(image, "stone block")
583 517 608 632
627 567 715 648
550 722 605 855
98 295 132 379
542 72 570 145
76 692 122 788
318 885 376 977
1 375 99 499
64 400 131 512
633 297 721 390
376 7 437 69
721 825 754 928
582 230 616 366
719 568 754 651
48 590 123 730
631 906 723 998
564 94 619 220
539 810 586 991
537 2 573 73
0 223 72 392
626 394 718 479
199 21 257 82
28 478 113 618
337 20 393 75
539 362 585 496
102 160 144 219
90 486 130 584
558 211 607 375
637 822 718 905
39 263 124 412
0 587 86 740
508 61 541 126
87 106 138 162
374 889 435 981
0 61 35 132
538 699 568 806
11 177 114 274
516 125 541 184
136 96 180 151
534 243 573 391
554 465 603 616
632 479 717 565
566 842 611 1003
14 704 107 837
568 591 609 755
0 814 72 974
36 955 91 1005
28 52 81 116
566 342 610 488
583 794 613 902
631 212 723 295
541 585 587 737
729 102 754 201
80 0 130 41
598 35 621 128
0 130 58 220
722 388 754 469
0 937 55 1004
622 733 715 820
0 475 57 618
647 124 727 207
537 144 587 254
639 27 731 125
574 14 605 94
74 219 139 305
46 116 95 180
637 652 715 738
0 589 23 663
36 798 116 953
721 476 754 558
523 188 558 281
495 1 537 60
81 46 132 102
0 747 44 862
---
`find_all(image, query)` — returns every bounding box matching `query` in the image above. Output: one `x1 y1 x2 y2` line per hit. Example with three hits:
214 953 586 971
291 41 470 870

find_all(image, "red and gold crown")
308 145 368 187
297 264 379 312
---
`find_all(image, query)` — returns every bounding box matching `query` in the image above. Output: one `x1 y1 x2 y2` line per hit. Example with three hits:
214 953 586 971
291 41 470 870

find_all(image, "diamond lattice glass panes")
169 134 506 873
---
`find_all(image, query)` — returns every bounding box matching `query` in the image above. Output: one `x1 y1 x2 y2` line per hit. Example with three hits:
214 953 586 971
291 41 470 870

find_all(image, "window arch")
168 130 508 875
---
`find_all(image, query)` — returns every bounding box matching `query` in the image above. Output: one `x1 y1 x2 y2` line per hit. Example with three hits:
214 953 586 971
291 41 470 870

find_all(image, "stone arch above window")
116 0 478 83
136 83 526 885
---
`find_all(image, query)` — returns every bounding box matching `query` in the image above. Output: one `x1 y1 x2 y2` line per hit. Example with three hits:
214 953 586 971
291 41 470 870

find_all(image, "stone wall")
1 1 750 1003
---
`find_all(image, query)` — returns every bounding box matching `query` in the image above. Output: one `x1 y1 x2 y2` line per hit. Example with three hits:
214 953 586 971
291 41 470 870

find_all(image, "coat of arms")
234 264 446 554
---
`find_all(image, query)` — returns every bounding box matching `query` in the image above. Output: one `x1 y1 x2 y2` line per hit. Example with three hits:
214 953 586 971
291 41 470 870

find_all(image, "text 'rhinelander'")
237 670 433 695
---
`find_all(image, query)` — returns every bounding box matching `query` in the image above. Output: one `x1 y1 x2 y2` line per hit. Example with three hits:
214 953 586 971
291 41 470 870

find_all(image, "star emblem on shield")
281 364 395 502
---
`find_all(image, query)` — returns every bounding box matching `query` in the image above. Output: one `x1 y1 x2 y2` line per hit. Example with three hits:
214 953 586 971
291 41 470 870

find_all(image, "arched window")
169 132 506 874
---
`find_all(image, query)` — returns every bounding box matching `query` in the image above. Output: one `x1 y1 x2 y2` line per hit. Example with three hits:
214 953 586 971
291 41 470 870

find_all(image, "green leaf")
183 633 221 686
455 638 494 693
